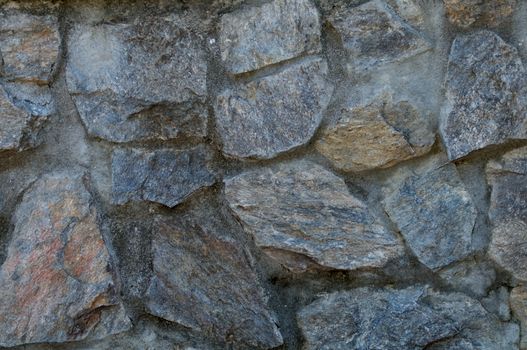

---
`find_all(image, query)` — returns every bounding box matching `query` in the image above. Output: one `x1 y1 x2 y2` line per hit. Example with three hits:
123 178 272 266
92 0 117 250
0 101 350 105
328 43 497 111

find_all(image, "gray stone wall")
0 0 526 349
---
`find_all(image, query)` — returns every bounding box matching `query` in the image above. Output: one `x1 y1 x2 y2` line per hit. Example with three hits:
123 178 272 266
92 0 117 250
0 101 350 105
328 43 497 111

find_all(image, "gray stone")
510 285 527 349
316 92 434 172
218 0 321 74
443 0 516 28
487 146 527 281
111 145 216 208
383 159 477 270
0 172 131 347
224 160 404 272
441 30 527 160
215 57 333 159
297 286 519 350
386 0 425 28
66 16 208 143
146 215 283 349
327 0 432 72
439 259 496 297
482 287 511 322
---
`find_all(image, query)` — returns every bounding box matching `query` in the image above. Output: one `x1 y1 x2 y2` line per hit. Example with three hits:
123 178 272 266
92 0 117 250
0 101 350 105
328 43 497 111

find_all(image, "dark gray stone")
146 215 283 349
0 172 131 347
438 259 496 297
383 159 477 270
215 57 333 159
327 0 432 72
441 30 527 160
111 145 216 208
66 16 208 143
487 146 527 281
224 160 404 272
297 286 519 350
218 0 321 74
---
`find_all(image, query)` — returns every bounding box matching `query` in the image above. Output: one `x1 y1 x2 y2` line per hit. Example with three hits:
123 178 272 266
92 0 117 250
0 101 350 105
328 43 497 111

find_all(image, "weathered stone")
111 145 216 207
215 58 333 159
482 286 511 322
441 31 527 160
297 286 519 350
146 216 283 349
439 259 496 297
218 0 321 74
66 17 208 143
316 93 434 172
224 160 404 272
487 146 527 281
386 0 425 28
327 0 432 72
383 159 477 270
443 0 516 28
0 172 131 347
510 285 527 349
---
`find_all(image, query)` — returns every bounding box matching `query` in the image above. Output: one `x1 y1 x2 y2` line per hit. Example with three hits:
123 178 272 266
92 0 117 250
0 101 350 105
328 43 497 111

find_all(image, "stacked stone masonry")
0 0 526 349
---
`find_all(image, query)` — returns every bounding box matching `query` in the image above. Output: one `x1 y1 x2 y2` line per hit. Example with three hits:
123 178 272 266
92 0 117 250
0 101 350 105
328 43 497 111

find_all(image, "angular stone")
386 0 425 28
218 0 321 74
215 58 333 159
146 216 283 349
0 172 131 347
382 159 477 270
327 0 432 72
510 285 527 349
441 31 527 160
224 160 404 272
487 146 527 281
66 17 208 143
111 145 216 207
297 286 519 350
443 0 516 28
316 93 434 172
438 259 496 297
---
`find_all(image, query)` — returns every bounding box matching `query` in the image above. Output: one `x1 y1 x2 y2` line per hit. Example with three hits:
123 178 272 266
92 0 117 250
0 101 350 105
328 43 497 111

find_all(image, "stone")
297 286 519 350
482 286 511 322
510 285 527 349
66 16 208 143
316 93 434 172
224 160 404 272
382 159 477 270
146 216 283 349
0 172 131 347
215 57 333 159
218 0 321 74
441 30 527 160
111 145 216 208
443 0 516 28
386 0 425 28
439 259 496 297
327 0 432 72
487 146 527 281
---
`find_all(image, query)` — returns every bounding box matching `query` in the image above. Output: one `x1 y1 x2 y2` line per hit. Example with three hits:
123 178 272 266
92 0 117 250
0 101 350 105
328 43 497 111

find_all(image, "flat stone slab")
146 215 283 349
111 145 216 207
316 92 434 171
215 57 333 160
219 0 321 74
297 286 519 350
0 172 131 347
382 158 477 270
66 16 208 143
224 160 404 272
487 146 527 281
441 30 527 160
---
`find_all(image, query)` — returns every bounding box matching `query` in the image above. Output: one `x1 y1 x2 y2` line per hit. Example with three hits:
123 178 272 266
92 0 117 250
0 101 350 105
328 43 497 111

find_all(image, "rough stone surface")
443 0 516 28
215 57 333 159
297 286 519 350
510 285 527 349
219 0 321 74
146 215 283 349
439 259 496 297
111 145 216 208
487 146 527 281
327 0 432 72
66 16 208 143
441 30 527 160
383 160 477 270
316 93 434 171
0 172 131 347
224 160 404 272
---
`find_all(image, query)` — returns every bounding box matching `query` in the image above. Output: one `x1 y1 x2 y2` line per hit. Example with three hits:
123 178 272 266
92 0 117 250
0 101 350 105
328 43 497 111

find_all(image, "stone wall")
0 0 526 349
